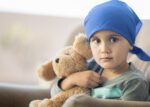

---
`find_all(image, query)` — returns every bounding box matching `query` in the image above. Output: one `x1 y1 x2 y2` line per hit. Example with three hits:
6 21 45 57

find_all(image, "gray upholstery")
0 84 50 107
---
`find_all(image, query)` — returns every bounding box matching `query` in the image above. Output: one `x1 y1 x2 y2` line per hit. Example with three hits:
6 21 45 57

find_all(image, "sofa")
0 20 150 107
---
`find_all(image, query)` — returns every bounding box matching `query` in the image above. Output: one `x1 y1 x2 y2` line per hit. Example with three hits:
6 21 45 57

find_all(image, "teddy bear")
29 33 93 107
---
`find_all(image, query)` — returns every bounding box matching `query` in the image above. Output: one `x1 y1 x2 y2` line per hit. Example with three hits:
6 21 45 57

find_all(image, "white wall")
0 11 150 85
0 0 150 19
0 12 82 85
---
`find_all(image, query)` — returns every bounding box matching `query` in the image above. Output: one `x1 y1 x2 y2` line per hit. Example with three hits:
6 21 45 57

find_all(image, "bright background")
0 0 150 19
0 0 149 86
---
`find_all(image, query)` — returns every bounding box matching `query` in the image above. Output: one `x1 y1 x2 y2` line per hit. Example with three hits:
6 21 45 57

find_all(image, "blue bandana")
84 0 150 61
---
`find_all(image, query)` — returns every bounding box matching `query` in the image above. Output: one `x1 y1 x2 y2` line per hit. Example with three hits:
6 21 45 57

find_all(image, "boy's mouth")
100 57 113 62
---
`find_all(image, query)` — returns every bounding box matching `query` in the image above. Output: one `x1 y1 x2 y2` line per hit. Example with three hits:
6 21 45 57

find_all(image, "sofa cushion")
128 20 150 92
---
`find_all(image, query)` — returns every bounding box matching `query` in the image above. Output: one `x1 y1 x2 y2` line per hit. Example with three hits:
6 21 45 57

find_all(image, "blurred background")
0 0 149 85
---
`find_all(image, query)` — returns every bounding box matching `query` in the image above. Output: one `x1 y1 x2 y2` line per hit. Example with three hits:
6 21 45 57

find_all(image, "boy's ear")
37 61 56 81
73 33 93 60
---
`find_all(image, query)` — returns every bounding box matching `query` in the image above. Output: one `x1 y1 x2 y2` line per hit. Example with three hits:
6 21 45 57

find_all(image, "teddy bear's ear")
37 61 56 81
73 33 92 60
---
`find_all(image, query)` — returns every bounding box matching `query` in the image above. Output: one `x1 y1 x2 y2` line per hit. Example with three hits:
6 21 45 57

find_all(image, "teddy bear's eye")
55 58 59 63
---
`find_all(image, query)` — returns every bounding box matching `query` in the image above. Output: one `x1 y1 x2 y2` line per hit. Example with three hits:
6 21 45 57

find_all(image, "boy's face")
90 30 131 69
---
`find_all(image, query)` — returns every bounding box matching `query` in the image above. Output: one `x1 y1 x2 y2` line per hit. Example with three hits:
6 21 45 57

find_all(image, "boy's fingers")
92 71 101 78
88 80 99 88
90 72 102 83
91 76 100 84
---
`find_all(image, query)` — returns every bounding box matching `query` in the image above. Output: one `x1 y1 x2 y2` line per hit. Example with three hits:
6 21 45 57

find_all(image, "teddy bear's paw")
29 100 41 107
38 99 55 107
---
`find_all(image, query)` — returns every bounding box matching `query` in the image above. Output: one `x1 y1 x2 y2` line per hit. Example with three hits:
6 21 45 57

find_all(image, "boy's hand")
61 71 102 90
71 71 102 88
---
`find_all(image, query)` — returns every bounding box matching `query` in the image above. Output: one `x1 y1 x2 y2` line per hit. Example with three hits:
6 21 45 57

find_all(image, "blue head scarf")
84 0 150 61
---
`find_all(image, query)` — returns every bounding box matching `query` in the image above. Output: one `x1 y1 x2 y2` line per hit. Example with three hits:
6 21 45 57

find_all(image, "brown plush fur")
29 33 92 107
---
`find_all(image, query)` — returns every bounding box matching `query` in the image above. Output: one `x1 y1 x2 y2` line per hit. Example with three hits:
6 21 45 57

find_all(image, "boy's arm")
50 76 77 97
50 76 76 97
50 59 102 97
51 71 102 97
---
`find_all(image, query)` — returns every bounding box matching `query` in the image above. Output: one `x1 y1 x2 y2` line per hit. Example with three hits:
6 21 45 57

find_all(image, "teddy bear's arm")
50 87 89 107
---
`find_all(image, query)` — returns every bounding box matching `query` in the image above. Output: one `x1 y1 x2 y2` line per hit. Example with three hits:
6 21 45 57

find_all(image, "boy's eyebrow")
108 33 122 38
91 36 99 40
109 33 120 36
91 32 121 39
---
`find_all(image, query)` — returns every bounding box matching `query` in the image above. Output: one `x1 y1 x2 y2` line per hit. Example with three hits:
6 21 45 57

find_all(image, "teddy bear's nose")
55 58 59 63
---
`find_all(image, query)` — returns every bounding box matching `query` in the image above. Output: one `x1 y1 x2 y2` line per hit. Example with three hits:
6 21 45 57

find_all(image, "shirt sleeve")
121 78 149 101
87 59 101 72
50 78 63 97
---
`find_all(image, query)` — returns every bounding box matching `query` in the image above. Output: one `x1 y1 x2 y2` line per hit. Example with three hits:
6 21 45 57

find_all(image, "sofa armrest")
0 83 50 107
63 95 150 107
94 99 150 107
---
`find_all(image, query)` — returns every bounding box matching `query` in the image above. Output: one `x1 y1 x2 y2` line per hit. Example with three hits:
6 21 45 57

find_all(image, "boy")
51 0 150 106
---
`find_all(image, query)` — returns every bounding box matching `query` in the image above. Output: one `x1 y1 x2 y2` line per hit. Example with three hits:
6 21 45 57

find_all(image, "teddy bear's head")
38 33 92 80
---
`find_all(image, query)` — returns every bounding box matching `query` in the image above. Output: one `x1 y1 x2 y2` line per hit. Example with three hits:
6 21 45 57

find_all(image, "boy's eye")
94 39 100 44
109 36 118 43
90 37 100 44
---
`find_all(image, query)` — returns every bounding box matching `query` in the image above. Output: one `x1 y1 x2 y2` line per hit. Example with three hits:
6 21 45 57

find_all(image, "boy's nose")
100 43 111 53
